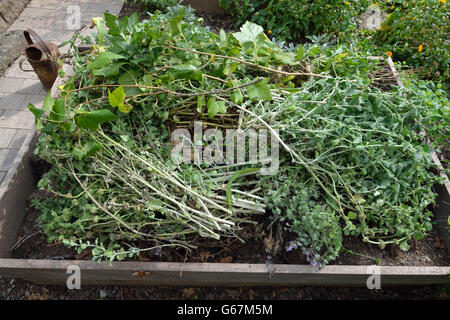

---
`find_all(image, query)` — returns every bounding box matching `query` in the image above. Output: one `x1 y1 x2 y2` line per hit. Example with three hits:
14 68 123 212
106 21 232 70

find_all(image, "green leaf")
72 141 101 160
118 103 133 113
91 17 105 46
92 63 123 77
119 69 141 95
230 89 244 105
27 103 45 130
347 212 357 220
87 51 125 71
247 78 272 101
219 29 228 48
399 240 410 252
43 91 55 112
170 12 184 35
142 74 153 86
168 65 203 81
197 95 205 113
104 12 119 35
273 52 295 65
49 99 66 122
413 231 425 240
207 97 227 119
75 109 117 130
108 86 126 108
233 21 264 46
296 45 305 60
223 62 238 76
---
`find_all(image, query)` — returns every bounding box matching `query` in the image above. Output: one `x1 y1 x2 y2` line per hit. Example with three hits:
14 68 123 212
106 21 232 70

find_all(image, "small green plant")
220 0 370 42
375 0 450 82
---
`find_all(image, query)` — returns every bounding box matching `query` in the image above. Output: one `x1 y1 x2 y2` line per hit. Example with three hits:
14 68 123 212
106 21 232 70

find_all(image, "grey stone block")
16 79 45 95
0 129 16 148
0 93 26 110
0 110 35 129
0 148 19 171
8 129 28 149
0 30 27 77
0 77 26 93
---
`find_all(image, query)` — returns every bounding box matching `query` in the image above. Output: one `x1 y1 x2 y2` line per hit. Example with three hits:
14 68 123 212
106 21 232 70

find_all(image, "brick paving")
0 0 123 189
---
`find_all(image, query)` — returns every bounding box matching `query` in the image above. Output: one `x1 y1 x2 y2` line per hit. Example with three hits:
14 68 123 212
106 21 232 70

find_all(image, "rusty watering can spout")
19 29 61 90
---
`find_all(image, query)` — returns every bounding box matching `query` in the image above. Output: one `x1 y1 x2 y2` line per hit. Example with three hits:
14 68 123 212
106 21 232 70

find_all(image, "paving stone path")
0 0 123 186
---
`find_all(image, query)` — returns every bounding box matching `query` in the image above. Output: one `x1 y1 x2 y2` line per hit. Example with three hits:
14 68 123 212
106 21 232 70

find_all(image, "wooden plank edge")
0 259 448 286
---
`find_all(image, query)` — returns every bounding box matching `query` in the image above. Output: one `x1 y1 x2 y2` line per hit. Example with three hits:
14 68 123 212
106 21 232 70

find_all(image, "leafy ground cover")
219 0 449 84
27 6 448 267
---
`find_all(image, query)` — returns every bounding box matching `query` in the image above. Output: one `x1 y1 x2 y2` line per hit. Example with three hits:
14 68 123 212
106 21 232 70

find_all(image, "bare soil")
11 188 449 268
118 1 237 33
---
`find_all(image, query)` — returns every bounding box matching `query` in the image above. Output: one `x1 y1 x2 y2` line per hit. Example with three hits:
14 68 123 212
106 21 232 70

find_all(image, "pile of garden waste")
29 7 448 266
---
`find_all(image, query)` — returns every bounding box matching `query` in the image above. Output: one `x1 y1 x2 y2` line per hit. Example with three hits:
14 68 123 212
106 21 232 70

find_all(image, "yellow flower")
386 51 393 57
418 44 423 52
439 0 446 4
345 1 349 4
268 30 272 35
412 16 416 20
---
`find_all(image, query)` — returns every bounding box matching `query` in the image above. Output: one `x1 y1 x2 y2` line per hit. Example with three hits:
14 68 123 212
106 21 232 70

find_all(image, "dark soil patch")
118 1 150 21
118 2 238 33
195 12 237 33
11 188 449 268
1 278 449 300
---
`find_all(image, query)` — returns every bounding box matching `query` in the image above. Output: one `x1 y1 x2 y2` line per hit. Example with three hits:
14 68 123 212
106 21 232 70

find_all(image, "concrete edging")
0 130 37 258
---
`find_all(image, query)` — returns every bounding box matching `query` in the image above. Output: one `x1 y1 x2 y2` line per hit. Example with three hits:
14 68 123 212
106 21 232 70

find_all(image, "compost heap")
29 7 446 266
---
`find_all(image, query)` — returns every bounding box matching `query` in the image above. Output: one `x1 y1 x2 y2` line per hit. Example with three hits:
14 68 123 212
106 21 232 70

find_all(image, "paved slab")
0 0 124 257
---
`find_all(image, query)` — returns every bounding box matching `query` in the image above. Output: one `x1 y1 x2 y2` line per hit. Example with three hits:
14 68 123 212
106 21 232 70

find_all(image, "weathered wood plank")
0 259 448 286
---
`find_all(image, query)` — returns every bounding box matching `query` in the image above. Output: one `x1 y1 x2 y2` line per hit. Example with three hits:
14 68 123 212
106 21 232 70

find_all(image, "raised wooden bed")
0 53 448 287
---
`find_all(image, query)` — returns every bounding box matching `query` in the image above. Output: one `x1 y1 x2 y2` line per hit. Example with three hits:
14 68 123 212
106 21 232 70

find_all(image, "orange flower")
418 44 423 52
345 1 349 4
386 51 393 57
267 30 272 35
